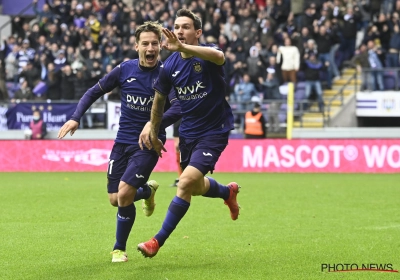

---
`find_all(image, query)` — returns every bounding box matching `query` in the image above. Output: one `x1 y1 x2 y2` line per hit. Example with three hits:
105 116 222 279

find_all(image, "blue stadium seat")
297 71 305 81
383 71 396 90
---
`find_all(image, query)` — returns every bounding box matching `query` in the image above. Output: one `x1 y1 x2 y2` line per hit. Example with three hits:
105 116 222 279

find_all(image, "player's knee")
178 176 203 196
109 197 118 207
108 193 118 207
117 188 128 200
177 177 194 193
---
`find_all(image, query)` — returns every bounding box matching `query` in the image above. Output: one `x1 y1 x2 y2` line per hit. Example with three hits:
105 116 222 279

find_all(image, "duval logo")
321 263 398 273
126 94 154 105
175 81 205 95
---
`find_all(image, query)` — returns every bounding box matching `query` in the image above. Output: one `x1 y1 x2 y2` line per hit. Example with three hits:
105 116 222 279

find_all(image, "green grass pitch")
1 172 399 280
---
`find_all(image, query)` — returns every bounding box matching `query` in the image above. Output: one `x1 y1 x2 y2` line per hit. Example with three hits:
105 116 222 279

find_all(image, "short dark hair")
135 21 163 43
176 9 202 30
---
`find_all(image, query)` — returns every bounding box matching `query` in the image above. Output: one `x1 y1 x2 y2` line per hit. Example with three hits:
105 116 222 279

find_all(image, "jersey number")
108 160 115 175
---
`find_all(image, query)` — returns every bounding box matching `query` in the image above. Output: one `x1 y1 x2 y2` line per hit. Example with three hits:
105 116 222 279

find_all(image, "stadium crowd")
0 0 399 117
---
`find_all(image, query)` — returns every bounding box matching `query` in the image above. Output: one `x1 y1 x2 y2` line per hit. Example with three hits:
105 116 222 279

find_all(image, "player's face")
135 31 161 67
174 16 202 46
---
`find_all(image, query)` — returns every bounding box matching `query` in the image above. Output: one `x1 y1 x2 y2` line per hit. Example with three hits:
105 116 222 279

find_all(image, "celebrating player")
137 9 240 258
57 21 180 262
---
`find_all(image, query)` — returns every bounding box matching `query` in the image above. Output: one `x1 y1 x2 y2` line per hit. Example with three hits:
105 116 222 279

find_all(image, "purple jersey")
70 59 180 144
153 44 234 139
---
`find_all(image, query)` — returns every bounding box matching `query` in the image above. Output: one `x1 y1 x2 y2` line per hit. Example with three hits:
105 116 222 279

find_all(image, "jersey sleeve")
70 65 121 122
98 65 121 93
153 65 172 96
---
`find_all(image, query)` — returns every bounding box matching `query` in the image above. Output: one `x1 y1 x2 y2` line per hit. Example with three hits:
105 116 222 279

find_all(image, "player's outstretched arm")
161 28 225 65
57 120 79 139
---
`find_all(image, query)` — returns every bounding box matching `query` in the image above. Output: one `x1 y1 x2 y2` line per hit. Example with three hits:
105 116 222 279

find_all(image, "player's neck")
138 62 158 71
180 52 193 59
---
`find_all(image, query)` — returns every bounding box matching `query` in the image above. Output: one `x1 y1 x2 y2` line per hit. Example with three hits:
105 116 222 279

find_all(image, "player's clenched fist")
58 120 79 139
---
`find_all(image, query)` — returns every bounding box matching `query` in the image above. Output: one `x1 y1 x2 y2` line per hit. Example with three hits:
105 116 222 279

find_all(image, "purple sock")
113 204 136 251
154 196 190 247
202 177 230 200
133 183 151 202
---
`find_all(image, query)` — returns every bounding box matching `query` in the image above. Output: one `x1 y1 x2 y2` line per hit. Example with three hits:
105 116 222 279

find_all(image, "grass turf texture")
0 172 399 280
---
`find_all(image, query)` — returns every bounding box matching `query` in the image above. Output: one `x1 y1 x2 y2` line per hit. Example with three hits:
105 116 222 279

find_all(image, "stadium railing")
359 67 400 92
1 99 326 131
324 69 358 126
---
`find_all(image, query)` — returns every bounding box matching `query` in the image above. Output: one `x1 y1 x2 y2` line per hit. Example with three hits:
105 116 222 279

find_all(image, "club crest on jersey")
193 62 202 73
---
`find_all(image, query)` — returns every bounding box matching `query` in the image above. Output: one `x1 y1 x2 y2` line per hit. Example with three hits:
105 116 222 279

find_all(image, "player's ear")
195 29 202 39
134 42 139 52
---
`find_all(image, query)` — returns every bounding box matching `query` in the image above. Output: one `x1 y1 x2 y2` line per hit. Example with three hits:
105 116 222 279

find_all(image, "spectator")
233 73 257 109
5 45 19 84
33 0 54 23
367 40 384 91
47 0 71 25
246 46 265 86
244 102 266 139
314 25 334 88
224 15 241 41
302 53 326 112
45 62 61 100
28 109 47 140
46 24 61 45
73 69 88 100
86 13 101 47
386 24 400 67
351 44 370 91
16 39 35 74
303 38 318 60
260 68 282 133
60 65 75 100
19 61 40 89
266 55 282 84
226 53 244 99
339 6 361 65
277 37 300 84
11 79 32 103
54 49 67 71
324 19 341 79
87 59 103 87
376 13 391 51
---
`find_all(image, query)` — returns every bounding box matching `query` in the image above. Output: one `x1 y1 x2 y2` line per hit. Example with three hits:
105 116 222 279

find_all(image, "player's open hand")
151 137 167 158
139 121 153 150
161 28 183 52
57 120 79 139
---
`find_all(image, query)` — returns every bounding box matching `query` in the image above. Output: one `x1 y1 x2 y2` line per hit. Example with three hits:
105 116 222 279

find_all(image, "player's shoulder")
119 59 139 69
163 52 181 68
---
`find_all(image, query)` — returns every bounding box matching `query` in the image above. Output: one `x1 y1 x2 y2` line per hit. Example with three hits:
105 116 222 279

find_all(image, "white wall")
0 15 12 39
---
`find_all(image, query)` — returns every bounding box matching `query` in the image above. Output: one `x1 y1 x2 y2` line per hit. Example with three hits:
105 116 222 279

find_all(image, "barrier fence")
1 139 399 173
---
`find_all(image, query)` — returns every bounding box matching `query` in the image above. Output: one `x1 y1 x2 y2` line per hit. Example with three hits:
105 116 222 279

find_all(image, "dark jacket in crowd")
302 58 325 81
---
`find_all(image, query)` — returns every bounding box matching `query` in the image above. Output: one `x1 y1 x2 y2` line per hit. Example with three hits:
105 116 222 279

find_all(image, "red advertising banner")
0 139 399 173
